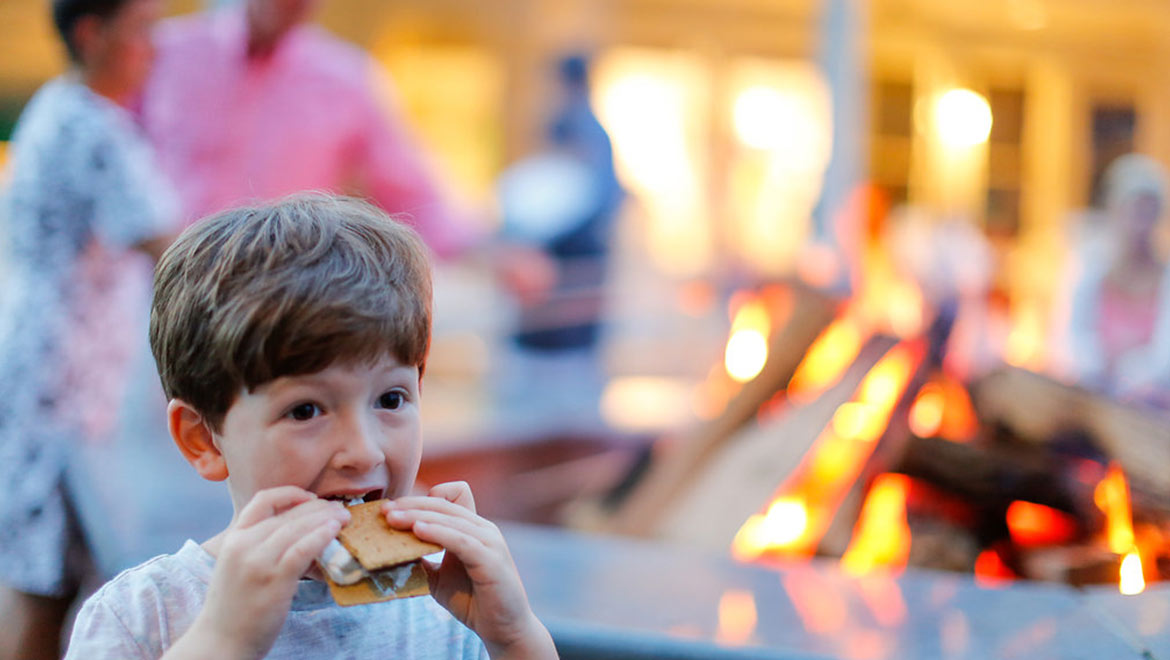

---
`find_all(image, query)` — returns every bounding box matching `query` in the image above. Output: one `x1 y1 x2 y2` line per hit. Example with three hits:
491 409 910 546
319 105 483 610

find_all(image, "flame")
732 497 809 560
787 316 865 402
973 549 1014 587
716 589 758 645
1005 501 1078 547
1004 299 1046 370
725 297 771 382
907 374 978 442
734 342 922 561
841 473 912 575
1120 551 1145 596
1094 462 1135 554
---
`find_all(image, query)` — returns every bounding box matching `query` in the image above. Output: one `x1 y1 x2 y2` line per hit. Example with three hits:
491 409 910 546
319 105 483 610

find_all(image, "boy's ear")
167 399 228 482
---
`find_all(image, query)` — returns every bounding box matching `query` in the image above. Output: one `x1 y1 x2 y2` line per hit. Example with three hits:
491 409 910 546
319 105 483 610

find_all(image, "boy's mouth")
321 488 384 505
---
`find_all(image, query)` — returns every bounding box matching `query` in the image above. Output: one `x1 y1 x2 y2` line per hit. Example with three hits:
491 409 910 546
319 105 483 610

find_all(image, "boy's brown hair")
150 193 433 433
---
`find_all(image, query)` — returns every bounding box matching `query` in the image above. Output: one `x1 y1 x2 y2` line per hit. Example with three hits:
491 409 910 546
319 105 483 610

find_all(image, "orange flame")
725 297 771 383
1005 501 1078 547
908 374 978 442
733 342 922 562
1120 551 1145 596
974 549 1014 587
841 473 912 575
787 316 865 402
1094 462 1135 554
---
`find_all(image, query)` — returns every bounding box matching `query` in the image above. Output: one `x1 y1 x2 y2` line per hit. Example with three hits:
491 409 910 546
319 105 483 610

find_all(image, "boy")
65 194 557 659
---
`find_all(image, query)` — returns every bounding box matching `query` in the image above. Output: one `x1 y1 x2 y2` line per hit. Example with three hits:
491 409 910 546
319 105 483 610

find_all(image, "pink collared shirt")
140 8 475 257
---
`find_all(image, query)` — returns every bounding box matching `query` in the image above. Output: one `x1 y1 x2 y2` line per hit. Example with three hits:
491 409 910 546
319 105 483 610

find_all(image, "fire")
1005 501 1078 547
732 497 809 560
907 374 978 442
724 297 771 382
841 473 912 575
1094 462 1135 554
1094 462 1147 595
973 549 1014 587
787 316 865 402
908 382 944 438
733 342 922 561
1120 551 1146 596
1004 298 1046 370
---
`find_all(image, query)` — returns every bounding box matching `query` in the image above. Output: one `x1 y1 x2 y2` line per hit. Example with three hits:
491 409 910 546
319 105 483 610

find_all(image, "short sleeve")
64 596 153 660
86 114 179 250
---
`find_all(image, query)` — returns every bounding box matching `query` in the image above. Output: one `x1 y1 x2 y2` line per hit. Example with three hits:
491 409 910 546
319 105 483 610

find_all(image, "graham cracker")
326 562 430 607
337 500 442 570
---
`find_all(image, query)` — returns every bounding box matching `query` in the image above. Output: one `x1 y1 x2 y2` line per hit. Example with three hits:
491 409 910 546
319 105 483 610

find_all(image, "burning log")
970 366 1170 503
604 283 839 536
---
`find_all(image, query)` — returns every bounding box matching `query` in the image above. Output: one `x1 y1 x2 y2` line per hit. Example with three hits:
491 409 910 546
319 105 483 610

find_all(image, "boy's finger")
278 519 346 575
428 481 476 512
235 486 317 528
385 494 485 524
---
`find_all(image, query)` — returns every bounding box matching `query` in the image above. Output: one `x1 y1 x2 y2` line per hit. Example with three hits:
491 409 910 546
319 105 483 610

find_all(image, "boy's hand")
169 487 350 660
383 482 557 659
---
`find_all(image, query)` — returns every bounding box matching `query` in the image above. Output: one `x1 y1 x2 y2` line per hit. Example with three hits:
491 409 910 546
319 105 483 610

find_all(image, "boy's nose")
331 418 383 473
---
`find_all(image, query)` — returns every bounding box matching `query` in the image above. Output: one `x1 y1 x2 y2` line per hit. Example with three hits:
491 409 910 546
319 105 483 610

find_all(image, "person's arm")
161 488 350 660
383 482 557 659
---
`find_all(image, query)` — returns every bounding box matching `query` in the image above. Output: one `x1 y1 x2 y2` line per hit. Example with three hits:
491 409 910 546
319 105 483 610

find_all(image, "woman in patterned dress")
0 0 176 657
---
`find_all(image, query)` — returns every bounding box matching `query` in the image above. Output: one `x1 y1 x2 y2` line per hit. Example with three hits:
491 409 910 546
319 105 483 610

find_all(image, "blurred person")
0 0 178 657
494 53 623 429
140 0 473 256
1063 153 1169 399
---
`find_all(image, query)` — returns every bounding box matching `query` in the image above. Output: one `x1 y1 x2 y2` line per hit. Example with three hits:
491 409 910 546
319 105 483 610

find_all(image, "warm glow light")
1005 299 1047 370
784 570 847 634
716 590 758 645
908 382 945 438
1006 501 1078 547
600 377 696 432
732 498 809 560
725 298 771 382
855 575 908 628
974 549 1014 587
934 89 992 148
831 402 883 441
1095 463 1135 554
787 317 865 402
735 342 922 562
1120 551 1146 596
733 86 789 150
841 474 912 575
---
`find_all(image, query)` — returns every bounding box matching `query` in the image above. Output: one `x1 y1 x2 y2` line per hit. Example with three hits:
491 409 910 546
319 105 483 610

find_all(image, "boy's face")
212 354 422 513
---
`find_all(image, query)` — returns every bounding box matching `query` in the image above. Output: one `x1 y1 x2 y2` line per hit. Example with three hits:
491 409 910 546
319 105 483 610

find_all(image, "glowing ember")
973 549 1014 587
841 473 912 575
1005 501 1078 547
1120 551 1145 596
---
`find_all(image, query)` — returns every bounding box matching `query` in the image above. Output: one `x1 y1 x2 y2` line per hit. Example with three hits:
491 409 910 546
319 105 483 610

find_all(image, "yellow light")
725 329 768 382
1120 551 1146 596
733 86 790 150
732 498 809 560
934 89 992 147
600 377 695 432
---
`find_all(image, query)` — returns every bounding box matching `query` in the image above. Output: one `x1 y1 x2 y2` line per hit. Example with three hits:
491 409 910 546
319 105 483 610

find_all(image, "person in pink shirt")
139 0 475 258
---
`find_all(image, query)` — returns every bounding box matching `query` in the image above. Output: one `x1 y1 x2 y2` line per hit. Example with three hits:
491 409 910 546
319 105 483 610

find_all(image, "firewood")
604 282 839 536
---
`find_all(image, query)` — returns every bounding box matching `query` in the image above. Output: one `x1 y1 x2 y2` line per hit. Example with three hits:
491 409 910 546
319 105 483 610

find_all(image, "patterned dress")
0 75 177 596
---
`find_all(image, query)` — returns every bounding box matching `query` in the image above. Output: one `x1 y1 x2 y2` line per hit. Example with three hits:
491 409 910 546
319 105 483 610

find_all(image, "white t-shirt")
65 540 488 659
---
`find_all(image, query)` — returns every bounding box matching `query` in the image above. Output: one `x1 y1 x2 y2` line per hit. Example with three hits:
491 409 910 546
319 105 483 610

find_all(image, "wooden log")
603 282 840 536
969 366 1170 502
653 335 898 550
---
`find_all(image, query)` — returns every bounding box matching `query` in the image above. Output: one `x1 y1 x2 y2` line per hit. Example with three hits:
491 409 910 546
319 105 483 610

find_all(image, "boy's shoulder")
65 542 211 659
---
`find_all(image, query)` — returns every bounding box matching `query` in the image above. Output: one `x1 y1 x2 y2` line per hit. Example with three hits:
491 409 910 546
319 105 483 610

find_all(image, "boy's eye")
287 402 321 421
377 390 405 411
